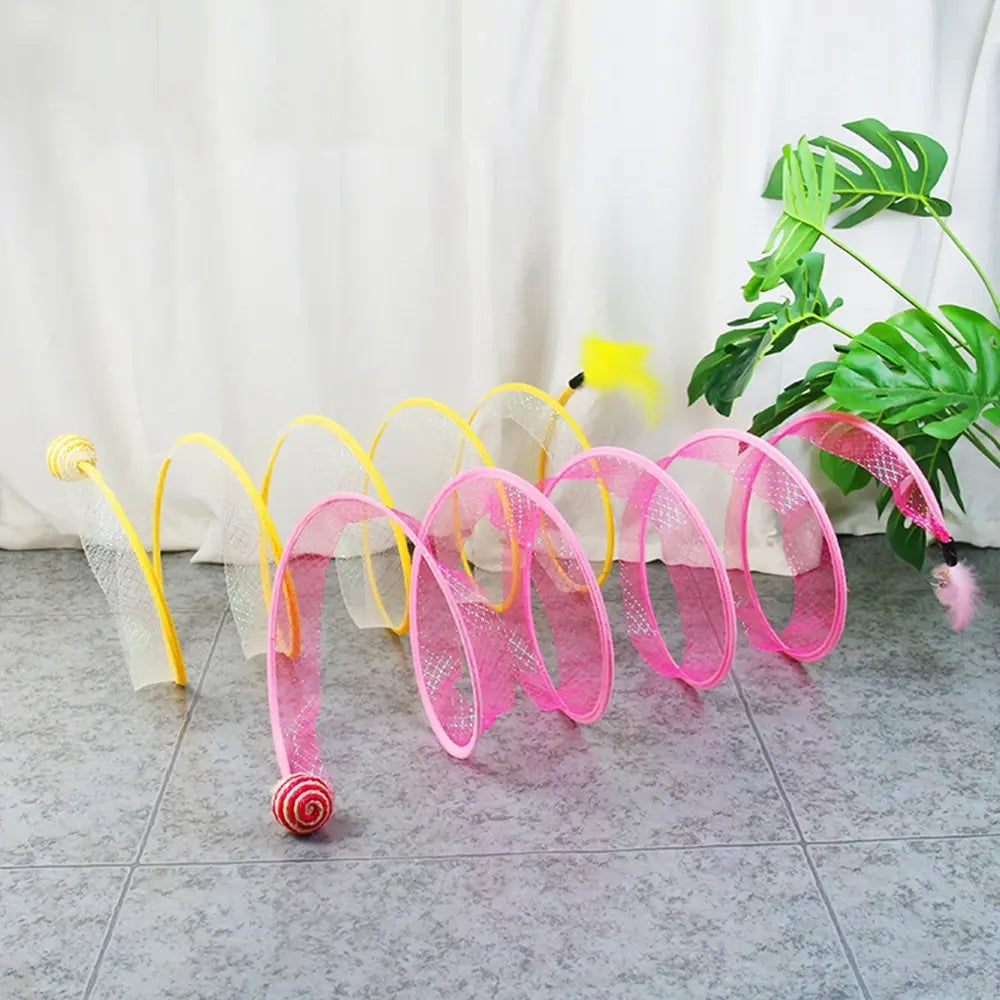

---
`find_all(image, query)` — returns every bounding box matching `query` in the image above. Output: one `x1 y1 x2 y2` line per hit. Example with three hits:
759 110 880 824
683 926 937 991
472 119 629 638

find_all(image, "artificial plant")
687 118 1000 568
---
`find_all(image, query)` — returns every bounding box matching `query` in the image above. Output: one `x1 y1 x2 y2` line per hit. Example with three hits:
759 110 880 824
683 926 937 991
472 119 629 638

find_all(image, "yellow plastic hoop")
260 415 411 635
80 462 187 686
468 382 615 589
368 397 521 616
49 377 612 688
537 385 579 483
46 435 184 686
152 433 301 660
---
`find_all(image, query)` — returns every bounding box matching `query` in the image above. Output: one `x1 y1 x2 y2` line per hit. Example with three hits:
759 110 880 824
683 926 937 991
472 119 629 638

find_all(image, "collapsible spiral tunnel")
262 410 971 835
266 470 612 781
45 379 608 689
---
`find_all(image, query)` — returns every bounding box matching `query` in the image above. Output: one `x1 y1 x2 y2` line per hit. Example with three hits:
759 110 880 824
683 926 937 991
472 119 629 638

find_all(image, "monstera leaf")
688 253 842 417
747 359 838 438
686 115 997 573
874 429 964 569
828 306 1000 439
818 449 873 496
744 140 835 300
762 118 953 228
884 506 930 569
745 121 954 301
894 429 964 512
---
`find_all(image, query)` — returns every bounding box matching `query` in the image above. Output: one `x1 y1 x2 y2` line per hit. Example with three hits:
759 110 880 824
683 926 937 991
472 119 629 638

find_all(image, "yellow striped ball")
46 434 97 482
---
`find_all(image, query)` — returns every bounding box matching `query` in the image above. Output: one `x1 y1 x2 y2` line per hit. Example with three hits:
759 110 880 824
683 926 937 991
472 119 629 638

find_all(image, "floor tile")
837 533 1000 596
92 848 860 1000
0 548 227 617
143 571 794 862
745 535 1000 627
0 611 221 864
835 534 939 594
159 553 229 615
2 538 997 999
1 866 127 1000
735 578 1000 841
812 838 1000 1000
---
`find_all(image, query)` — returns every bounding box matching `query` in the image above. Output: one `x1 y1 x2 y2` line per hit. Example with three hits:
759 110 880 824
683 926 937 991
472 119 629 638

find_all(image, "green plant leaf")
687 254 842 416
875 484 893 517
984 406 1000 426
939 305 1000 396
762 118 952 229
828 307 1000 440
744 139 836 301
819 450 873 494
813 416 964 509
747 361 838 437
895 426 966 513
886 507 927 570
867 426 964 542
923 412 977 439
938 448 965 511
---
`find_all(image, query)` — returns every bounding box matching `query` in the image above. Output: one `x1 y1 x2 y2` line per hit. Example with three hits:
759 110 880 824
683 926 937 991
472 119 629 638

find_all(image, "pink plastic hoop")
660 429 847 663
266 492 486 790
768 411 951 542
266 467 616 809
542 446 737 689
417 467 614 736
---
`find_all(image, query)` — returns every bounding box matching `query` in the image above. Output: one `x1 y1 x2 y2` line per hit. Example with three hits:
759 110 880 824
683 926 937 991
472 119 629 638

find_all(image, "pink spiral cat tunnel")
264 412 979 836
267 468 613 834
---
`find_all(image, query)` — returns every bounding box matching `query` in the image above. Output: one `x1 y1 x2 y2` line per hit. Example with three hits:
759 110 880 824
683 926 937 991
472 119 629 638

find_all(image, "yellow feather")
579 335 665 426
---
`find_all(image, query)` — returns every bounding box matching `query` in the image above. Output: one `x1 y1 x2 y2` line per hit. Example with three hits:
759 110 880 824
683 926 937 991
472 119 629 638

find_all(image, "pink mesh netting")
264 412 953 820
542 447 737 688
418 467 613 733
768 411 950 542
267 470 613 788
661 429 846 663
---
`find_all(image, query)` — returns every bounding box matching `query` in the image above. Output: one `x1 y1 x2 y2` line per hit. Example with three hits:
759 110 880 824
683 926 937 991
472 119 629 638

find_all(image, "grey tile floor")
1 538 998 999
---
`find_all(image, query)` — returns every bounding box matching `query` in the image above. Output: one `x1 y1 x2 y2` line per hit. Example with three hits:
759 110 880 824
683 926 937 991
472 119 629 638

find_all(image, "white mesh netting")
68 477 175 690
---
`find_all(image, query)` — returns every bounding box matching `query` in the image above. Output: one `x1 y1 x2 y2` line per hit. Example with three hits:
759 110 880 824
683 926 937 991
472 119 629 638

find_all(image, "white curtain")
1 0 997 560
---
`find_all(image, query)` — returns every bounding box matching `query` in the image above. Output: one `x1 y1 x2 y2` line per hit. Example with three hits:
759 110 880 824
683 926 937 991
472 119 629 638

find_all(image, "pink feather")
931 561 980 631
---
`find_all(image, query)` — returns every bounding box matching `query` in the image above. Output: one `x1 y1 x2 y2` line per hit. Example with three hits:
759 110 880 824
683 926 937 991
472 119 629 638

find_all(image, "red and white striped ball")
271 773 334 836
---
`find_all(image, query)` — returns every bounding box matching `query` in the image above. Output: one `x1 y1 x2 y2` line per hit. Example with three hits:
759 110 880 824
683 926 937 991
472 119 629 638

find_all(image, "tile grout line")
684 584 869 1000
808 830 1000 846
731 671 873 1000
80 611 227 1000
133 840 806 867
798 845 873 1000
0 862 132 872
129 611 228 863
3 827 998 874
0 607 220 620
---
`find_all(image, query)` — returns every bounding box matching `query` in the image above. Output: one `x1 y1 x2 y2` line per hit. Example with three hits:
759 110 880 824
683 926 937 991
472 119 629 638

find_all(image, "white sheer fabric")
1 0 996 560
